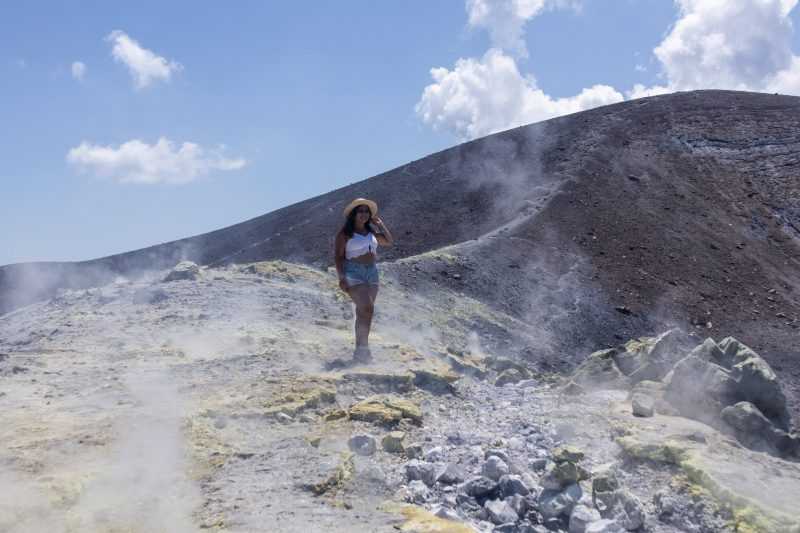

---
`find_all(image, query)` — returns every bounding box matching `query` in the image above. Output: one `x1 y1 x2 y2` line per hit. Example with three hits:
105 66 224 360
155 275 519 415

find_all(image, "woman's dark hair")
340 206 376 238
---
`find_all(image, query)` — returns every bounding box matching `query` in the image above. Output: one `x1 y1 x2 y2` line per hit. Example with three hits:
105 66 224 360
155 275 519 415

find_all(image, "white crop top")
346 231 378 259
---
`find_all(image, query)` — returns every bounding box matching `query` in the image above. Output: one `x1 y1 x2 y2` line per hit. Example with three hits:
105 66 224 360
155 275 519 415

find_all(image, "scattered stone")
437 463 466 485
348 434 377 456
485 499 519 525
405 442 424 459
461 476 499 499
585 519 625 533
611 490 645 531
407 479 431 503
482 456 510 481
538 483 582 519
498 475 530 497
405 460 438 487
163 261 200 282
631 393 654 417
592 472 620 513
569 504 602 533
553 446 584 463
425 446 445 462
382 431 406 453
485 448 511 463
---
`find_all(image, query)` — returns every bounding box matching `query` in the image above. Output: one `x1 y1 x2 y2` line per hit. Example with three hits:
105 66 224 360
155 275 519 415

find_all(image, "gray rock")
485 448 511 463
721 401 798 457
631 393 654 417
382 431 406 453
611 490 645 530
664 354 738 426
570 349 630 390
163 261 200 282
405 442 424 459
585 519 625 533
348 434 377 456
730 352 790 429
461 476 499 499
407 479 431 503
405 460 438 486
592 472 619 513
499 474 531 497
483 456 510 481
437 463 466 485
539 483 582 519
433 505 461 521
569 504 602 533
485 499 519 525
425 446 445 462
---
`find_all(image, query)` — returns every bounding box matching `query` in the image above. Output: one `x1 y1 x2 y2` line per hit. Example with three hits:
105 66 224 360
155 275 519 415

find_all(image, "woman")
334 198 394 362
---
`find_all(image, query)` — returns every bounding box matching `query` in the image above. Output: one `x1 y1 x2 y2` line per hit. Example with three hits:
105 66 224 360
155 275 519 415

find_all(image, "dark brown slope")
2 90 799 415
387 90 800 418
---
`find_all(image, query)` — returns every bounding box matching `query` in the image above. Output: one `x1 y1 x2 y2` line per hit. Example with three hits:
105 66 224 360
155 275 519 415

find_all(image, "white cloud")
466 0 580 57
416 48 623 139
71 61 86 81
635 0 800 95
106 30 182 89
67 138 246 185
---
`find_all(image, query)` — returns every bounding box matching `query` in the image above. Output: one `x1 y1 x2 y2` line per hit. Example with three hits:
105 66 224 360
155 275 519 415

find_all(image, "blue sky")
3 1 800 265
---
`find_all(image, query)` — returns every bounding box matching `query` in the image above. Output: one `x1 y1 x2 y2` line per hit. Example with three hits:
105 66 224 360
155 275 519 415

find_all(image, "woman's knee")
357 303 374 319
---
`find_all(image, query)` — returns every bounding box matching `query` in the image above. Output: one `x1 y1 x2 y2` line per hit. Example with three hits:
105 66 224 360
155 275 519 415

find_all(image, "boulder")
569 504 602 533
570 349 630 390
721 401 799 458
498 474 530 497
626 329 692 383
485 499 519 525
730 353 790 429
664 355 738 426
163 261 200 282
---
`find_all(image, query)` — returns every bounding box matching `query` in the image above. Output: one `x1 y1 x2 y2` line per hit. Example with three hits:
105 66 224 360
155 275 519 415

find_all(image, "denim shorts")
344 260 379 287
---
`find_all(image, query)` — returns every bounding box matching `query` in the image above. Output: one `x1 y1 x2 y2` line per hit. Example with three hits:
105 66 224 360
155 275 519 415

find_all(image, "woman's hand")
339 278 349 292
372 215 385 229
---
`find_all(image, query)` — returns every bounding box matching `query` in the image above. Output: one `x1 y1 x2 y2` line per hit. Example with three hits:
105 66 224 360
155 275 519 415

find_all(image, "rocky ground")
1 260 798 532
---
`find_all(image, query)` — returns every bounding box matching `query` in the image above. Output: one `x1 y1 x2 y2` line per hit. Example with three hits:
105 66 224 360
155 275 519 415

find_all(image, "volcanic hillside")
2 89 800 414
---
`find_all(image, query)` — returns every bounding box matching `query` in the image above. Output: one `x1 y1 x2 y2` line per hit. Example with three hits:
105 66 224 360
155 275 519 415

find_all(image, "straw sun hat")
343 198 378 218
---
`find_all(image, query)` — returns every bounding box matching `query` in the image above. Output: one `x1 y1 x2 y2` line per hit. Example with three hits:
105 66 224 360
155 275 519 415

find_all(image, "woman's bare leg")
347 284 374 348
